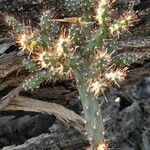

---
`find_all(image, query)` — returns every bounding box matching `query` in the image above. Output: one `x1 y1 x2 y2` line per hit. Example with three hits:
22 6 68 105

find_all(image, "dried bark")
1 121 88 150
1 96 85 134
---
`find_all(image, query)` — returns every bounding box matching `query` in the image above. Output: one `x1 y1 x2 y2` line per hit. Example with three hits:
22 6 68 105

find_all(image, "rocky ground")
0 0 150 150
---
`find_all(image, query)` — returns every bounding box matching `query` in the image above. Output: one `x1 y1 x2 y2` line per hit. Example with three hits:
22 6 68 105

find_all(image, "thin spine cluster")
5 0 138 149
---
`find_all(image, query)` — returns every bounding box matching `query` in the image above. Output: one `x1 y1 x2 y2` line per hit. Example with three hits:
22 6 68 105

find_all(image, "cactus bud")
109 10 138 35
105 68 127 85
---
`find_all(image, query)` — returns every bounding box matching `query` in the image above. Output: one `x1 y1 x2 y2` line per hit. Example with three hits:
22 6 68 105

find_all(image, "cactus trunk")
74 68 104 150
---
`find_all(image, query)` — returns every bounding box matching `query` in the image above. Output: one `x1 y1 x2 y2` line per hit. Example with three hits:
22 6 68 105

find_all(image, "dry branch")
0 84 23 110
1 96 85 134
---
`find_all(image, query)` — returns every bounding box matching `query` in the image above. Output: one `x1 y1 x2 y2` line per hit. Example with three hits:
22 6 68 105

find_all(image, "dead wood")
0 41 15 55
1 134 62 150
1 96 85 134
0 85 23 110
0 73 26 91
1 122 87 150
0 51 22 78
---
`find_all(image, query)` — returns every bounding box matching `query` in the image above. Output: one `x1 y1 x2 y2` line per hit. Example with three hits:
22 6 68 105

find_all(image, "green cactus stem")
109 10 138 35
74 68 104 150
114 53 137 66
82 27 109 58
23 59 39 73
65 0 92 17
23 70 55 91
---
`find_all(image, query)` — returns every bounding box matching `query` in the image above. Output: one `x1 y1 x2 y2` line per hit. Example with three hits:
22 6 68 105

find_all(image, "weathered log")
0 51 22 78
1 134 62 150
0 85 23 110
1 96 85 134
1 120 88 150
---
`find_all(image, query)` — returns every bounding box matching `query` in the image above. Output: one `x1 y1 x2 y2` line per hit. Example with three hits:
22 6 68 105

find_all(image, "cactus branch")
74 68 104 150
82 26 109 58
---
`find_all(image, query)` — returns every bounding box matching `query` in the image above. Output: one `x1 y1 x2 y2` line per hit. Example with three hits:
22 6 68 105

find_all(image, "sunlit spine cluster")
97 142 108 150
109 10 138 35
95 0 111 25
85 50 128 96
5 0 138 149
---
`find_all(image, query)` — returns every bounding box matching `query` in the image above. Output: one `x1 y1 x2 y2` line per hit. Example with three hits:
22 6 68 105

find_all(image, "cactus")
5 1 138 149
65 0 93 19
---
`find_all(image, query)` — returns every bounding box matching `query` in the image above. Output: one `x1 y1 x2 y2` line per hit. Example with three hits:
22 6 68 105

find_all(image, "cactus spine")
5 0 138 149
